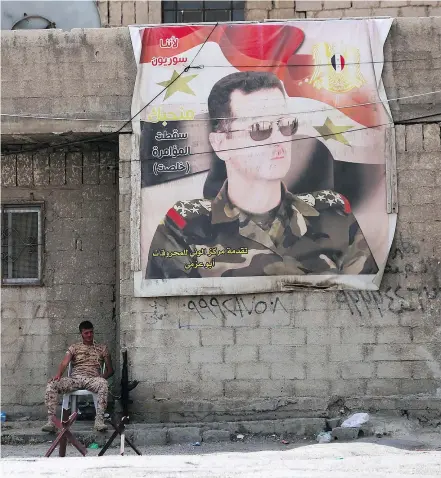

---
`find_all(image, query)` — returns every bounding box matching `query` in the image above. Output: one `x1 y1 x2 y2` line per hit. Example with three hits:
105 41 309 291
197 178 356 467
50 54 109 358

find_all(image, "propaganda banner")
130 19 395 297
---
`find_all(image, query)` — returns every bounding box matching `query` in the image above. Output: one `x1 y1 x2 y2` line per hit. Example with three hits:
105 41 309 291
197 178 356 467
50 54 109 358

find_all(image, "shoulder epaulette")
297 190 351 214
165 199 211 229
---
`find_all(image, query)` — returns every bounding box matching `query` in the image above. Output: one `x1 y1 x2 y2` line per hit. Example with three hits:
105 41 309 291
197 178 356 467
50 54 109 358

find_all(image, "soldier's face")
210 88 294 181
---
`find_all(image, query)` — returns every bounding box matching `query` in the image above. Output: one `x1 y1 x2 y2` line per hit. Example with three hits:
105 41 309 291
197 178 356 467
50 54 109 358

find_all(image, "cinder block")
330 345 363 362
132 427 167 446
201 363 235 380
323 1 351 9
168 427 201 445
423 124 441 151
406 124 424 152
376 360 413 379
313 9 345 17
190 346 223 364
341 362 375 379
307 328 341 345
271 363 305 379
96 0 109 26
225 380 260 398
236 363 270 379
225 345 258 363
372 7 399 16
365 344 429 361
268 8 296 18
332 426 361 440
330 379 366 396
395 124 406 153
16 153 34 187
379 1 407 6
259 345 296 363
341 327 375 344
352 1 379 7
245 9 269 20
166 364 200 382
294 345 327 363
271 328 306 345
274 418 326 436
201 329 234 346
294 310 328 327
247 1 272 9
306 362 340 379
202 430 231 442
108 0 122 26
366 378 401 395
400 6 429 17
400 379 438 395
149 329 200 348
296 1 323 11
376 326 412 344
236 329 270 345
135 1 149 23
121 1 135 25
293 379 330 396
326 417 341 429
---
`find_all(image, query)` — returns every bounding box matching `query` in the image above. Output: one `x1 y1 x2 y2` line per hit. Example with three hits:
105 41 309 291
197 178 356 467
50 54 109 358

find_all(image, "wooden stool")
98 416 142 456
45 408 87 457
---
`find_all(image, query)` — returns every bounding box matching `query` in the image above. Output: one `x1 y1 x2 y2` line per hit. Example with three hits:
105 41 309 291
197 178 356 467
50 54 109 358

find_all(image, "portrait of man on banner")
130 19 395 296
146 71 378 279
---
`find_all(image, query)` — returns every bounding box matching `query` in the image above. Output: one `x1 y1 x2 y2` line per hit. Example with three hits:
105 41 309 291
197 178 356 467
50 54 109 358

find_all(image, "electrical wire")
2 88 440 124
0 23 220 158
2 110 440 169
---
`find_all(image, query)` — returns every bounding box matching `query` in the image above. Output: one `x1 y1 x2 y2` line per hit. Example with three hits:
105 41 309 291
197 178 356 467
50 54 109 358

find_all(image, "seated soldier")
41 320 114 432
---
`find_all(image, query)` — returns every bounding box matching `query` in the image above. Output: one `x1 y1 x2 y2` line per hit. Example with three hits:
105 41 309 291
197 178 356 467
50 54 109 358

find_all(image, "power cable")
2 88 440 125
2 110 440 169
0 23 220 158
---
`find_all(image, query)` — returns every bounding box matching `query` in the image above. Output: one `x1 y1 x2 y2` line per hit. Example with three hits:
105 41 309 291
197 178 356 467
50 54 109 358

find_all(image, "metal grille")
162 1 245 23
1 205 42 284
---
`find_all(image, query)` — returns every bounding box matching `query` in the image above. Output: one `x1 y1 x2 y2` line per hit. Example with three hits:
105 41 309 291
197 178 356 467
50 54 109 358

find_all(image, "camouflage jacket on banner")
146 182 378 279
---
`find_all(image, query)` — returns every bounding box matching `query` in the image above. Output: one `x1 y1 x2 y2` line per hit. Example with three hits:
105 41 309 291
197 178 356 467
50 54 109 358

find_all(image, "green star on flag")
314 117 353 145
157 70 198 100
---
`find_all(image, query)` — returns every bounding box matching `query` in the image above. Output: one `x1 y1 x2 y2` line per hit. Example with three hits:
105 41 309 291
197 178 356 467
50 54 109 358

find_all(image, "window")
162 1 245 23
1 204 43 285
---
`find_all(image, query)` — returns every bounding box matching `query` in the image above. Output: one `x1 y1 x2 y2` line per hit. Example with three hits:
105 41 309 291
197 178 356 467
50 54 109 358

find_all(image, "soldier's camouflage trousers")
45 376 108 419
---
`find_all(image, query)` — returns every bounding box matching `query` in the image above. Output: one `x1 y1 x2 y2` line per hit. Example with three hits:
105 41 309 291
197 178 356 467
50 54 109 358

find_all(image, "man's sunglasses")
229 117 299 142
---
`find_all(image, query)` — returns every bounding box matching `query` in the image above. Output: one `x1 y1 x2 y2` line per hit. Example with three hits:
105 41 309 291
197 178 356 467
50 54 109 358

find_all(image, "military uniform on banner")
146 182 378 279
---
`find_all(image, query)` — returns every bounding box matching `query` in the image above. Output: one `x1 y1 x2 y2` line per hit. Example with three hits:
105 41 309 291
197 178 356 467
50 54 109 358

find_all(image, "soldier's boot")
94 412 108 432
41 417 56 433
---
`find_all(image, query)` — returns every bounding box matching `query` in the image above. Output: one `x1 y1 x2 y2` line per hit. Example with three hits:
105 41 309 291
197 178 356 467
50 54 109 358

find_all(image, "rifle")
120 349 139 419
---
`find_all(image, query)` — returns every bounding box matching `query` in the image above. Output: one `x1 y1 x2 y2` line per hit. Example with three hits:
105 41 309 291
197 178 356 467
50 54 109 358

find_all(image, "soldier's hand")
52 374 62 381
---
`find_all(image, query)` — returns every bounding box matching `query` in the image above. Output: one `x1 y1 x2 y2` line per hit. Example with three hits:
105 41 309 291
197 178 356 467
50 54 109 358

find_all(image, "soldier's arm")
337 204 378 275
102 347 114 379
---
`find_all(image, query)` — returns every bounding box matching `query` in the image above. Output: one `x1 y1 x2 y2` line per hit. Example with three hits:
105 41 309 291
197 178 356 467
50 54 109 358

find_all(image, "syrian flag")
331 53 345 72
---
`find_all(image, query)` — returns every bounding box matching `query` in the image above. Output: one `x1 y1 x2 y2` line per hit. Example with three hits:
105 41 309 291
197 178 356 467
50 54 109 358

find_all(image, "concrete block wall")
119 122 441 424
1 147 118 418
1 18 441 421
246 1 441 20
94 1 441 27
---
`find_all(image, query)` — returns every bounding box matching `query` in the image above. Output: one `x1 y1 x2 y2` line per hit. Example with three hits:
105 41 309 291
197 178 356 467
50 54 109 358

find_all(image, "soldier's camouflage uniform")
44 343 109 420
146 182 378 279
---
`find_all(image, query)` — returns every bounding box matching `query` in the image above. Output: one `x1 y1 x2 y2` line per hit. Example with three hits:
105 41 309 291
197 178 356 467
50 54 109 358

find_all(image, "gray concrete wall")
94 1 441 27
119 122 441 423
1 147 118 418
1 17 441 421
2 17 441 138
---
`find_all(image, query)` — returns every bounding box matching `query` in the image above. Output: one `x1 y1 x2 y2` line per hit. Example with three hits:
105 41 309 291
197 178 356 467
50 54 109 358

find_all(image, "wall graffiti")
187 296 288 321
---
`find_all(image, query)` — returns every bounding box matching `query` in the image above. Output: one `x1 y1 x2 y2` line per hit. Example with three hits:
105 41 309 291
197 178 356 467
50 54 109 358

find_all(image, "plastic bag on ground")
341 413 370 428
316 431 332 443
